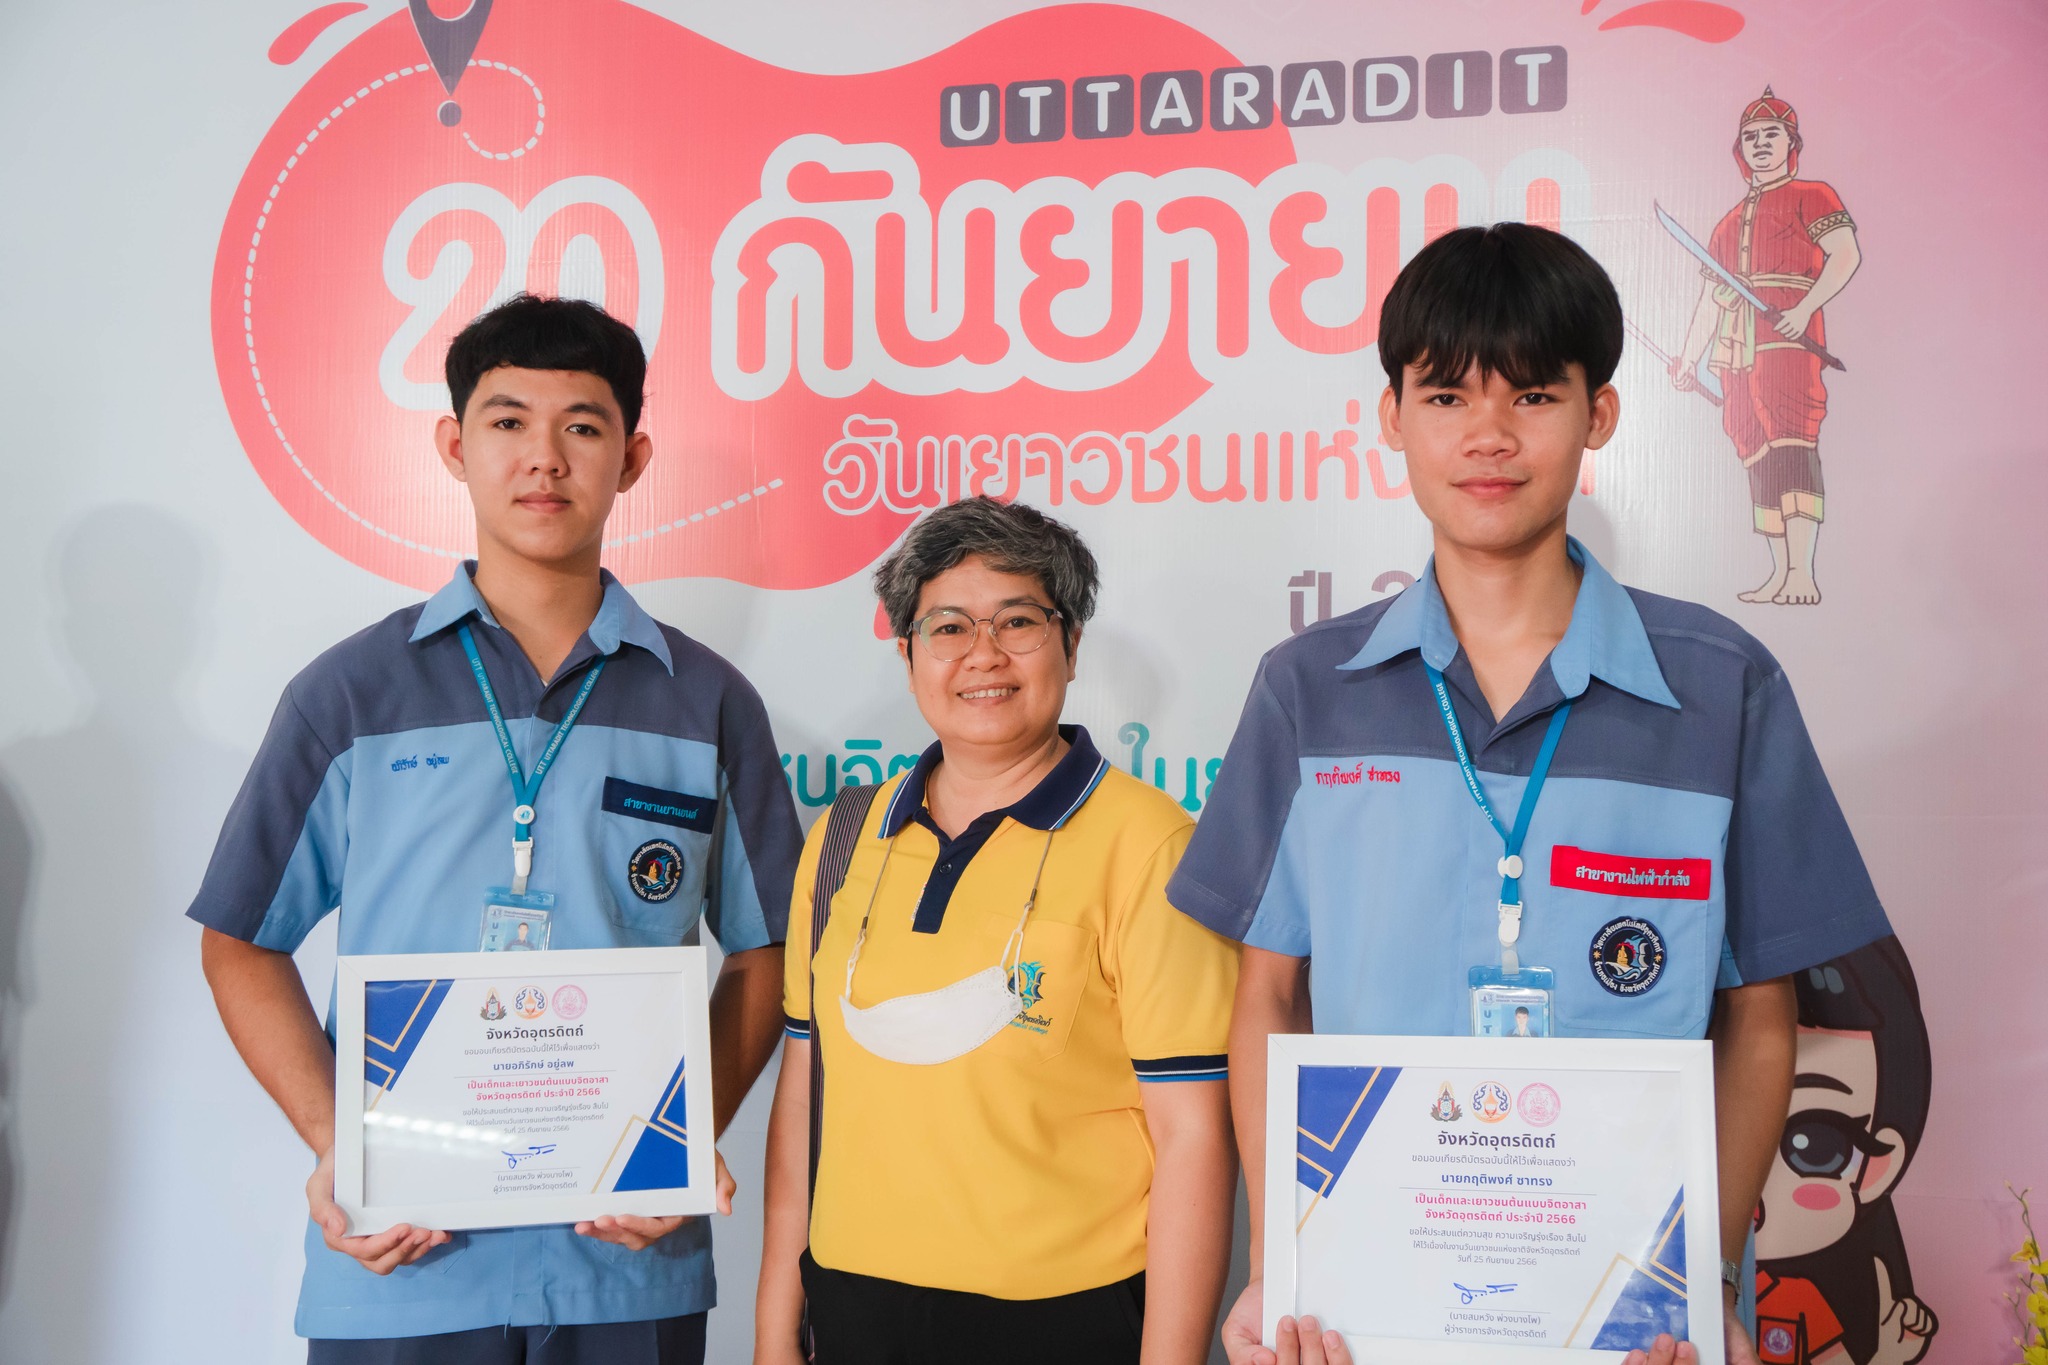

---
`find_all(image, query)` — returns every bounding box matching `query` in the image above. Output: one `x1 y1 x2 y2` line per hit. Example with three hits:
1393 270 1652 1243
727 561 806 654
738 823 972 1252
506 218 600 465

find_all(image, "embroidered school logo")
514 985 548 1019
479 988 507 1021
1472 1081 1512 1122
1516 1082 1561 1128
628 839 684 902
552 984 588 1020
1762 1325 1794 1358
1429 1083 1463 1122
1590 916 1667 996
1008 961 1053 1034
1010 960 1047 1011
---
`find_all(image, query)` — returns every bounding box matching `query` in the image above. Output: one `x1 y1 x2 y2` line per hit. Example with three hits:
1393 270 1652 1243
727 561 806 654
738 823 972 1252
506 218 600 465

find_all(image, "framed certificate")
1264 1035 1723 1363
334 946 716 1233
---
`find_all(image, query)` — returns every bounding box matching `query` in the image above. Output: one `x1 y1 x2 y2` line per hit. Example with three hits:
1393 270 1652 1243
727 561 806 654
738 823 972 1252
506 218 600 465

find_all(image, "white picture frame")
334 946 716 1233
1264 1034 1723 1364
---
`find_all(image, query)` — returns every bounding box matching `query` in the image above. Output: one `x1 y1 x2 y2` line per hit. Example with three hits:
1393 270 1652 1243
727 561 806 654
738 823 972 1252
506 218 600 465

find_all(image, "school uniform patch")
1589 916 1667 996
628 838 685 902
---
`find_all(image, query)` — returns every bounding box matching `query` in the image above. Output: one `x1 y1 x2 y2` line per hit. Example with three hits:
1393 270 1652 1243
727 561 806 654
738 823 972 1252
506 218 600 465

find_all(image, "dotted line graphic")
460 60 545 160
241 60 756 565
244 63 464 559
605 479 786 549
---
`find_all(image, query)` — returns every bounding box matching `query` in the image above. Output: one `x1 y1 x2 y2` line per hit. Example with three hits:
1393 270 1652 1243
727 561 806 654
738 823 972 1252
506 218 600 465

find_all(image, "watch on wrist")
1721 1257 1742 1293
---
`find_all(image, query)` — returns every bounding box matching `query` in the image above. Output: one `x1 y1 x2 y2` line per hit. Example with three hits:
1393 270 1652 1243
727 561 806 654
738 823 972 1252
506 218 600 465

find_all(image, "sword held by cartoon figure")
1624 317 1722 406
1654 201 1846 372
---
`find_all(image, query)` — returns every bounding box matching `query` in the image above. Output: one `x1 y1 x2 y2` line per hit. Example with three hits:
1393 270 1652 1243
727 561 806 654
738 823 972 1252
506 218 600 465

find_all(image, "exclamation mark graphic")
408 0 495 126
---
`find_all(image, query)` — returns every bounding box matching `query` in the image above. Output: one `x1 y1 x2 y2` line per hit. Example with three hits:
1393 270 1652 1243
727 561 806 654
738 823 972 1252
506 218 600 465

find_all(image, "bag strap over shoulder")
806 779 883 1208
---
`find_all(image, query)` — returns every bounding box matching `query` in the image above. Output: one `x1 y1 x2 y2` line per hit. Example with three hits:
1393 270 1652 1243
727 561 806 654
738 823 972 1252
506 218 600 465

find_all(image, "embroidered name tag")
602 777 716 833
1550 846 1711 900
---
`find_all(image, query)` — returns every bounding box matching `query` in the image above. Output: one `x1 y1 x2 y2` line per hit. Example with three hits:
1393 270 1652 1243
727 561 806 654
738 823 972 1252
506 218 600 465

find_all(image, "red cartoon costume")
1755 1270 1847 1364
1704 90 1855 536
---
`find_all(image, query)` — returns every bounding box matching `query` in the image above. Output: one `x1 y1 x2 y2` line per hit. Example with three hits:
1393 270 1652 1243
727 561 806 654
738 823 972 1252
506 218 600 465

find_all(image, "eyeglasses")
910 603 1062 661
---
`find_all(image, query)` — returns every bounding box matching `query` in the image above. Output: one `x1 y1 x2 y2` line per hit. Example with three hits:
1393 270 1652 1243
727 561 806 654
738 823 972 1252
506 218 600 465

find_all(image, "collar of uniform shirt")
1336 537 1679 710
878 725 1110 935
408 560 675 675
881 724 1109 839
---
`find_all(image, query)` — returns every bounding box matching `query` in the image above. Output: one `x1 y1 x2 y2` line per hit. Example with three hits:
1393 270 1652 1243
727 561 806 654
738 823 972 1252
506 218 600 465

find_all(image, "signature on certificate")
1454 1282 1519 1305
502 1144 560 1169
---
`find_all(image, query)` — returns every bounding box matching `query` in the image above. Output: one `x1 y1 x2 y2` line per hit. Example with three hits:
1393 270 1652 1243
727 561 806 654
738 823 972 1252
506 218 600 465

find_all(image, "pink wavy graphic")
213 2 1293 590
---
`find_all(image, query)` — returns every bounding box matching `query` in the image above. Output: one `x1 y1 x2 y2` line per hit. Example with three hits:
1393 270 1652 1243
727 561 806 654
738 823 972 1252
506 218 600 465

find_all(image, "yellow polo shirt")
781 726 1239 1298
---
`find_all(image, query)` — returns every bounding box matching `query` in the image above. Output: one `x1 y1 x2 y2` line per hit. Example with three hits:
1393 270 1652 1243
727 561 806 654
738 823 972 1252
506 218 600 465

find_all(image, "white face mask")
837 832 1052 1067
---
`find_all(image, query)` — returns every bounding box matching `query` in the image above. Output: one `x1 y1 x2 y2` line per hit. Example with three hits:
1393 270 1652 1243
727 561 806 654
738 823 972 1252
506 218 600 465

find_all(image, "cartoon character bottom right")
1754 935 1939 1365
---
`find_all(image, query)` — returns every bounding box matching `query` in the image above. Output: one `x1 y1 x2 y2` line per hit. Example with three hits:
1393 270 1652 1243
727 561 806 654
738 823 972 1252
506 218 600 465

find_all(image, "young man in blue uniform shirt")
1167 226 1892 1365
192 295 801 1363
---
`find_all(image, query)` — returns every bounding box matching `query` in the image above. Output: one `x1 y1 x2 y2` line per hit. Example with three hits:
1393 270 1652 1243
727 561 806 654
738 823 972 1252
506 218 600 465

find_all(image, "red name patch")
1550 846 1711 900
1313 763 1401 787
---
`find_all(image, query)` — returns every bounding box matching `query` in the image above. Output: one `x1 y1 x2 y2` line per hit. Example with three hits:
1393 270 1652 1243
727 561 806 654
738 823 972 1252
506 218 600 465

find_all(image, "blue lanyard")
1426 664 1571 966
459 624 607 893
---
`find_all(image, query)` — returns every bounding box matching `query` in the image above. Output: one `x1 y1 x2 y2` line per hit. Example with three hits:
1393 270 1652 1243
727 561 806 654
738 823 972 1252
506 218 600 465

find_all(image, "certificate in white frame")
1264 1034 1723 1364
335 946 716 1233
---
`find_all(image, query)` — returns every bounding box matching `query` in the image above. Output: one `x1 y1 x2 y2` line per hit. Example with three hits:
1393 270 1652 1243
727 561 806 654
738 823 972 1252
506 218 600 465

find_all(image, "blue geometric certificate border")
1579 1187 1690 1348
594 1053 690 1193
1295 1064 1401 1226
362 978 451 1107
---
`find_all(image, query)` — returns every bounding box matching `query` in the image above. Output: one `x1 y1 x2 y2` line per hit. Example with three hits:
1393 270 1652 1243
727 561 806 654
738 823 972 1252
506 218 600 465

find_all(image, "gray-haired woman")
754 497 1240 1365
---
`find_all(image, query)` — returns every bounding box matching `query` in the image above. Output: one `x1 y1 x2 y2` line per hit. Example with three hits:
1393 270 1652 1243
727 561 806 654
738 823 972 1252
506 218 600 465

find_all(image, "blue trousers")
308 1314 707 1365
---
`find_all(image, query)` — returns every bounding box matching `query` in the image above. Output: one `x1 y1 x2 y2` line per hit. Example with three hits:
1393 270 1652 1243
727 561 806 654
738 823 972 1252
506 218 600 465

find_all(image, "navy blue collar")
880 725 1109 838
1336 538 1678 709
410 562 674 675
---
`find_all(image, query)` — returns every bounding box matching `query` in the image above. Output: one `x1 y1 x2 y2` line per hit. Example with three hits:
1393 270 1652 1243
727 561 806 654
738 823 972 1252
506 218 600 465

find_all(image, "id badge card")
1468 964 1554 1037
480 889 555 951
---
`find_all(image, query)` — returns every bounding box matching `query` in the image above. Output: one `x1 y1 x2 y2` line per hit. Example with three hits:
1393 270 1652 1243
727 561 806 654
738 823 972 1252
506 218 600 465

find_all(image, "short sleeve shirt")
783 727 1239 1298
1755 1272 1847 1363
1168 541 1890 1040
188 564 802 1338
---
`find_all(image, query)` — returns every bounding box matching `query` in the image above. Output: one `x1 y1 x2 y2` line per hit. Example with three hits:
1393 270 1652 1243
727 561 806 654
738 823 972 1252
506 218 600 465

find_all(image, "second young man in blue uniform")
1170 225 1891 1365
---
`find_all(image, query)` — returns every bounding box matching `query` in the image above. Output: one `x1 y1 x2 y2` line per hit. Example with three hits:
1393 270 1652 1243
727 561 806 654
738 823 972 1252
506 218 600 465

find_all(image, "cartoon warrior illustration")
1754 936 1937 1365
1670 88 1862 606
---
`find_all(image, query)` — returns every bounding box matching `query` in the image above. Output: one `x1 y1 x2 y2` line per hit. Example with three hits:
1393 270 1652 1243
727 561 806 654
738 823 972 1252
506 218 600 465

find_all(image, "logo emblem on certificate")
1471 1080 1512 1122
1516 1082 1561 1127
1428 1083 1463 1122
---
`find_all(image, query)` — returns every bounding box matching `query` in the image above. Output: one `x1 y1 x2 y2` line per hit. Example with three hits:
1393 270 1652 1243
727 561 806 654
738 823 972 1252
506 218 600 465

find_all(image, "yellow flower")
2022 1345 2048 1365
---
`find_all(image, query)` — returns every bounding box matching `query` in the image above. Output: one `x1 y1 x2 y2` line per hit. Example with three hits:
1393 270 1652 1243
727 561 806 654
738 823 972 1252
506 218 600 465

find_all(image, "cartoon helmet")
1733 85 1803 176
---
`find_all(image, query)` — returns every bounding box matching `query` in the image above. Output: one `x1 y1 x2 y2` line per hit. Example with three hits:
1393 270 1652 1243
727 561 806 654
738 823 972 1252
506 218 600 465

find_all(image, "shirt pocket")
985 914 1097 1065
1539 886 1718 1040
597 776 717 941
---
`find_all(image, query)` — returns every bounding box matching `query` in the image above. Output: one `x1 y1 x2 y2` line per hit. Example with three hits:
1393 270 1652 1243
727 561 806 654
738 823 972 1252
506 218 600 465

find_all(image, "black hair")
1377 222 1624 399
444 294 649 432
1762 936 1938 1363
1792 935 1932 1156
873 496 1098 649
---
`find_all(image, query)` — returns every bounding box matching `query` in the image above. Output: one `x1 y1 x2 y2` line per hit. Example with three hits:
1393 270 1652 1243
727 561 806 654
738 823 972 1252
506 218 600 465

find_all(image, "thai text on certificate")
360 969 691 1207
1292 1063 1693 1349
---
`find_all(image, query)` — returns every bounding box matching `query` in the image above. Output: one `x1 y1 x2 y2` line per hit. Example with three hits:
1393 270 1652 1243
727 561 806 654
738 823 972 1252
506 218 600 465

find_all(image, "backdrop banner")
2 3 2042 1363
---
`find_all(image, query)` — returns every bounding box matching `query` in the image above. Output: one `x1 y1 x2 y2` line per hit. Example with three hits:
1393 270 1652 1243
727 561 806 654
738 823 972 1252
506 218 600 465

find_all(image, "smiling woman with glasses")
753 496 1241 1365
